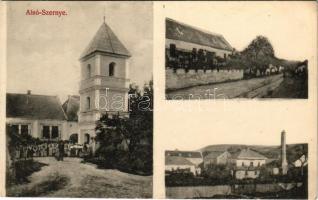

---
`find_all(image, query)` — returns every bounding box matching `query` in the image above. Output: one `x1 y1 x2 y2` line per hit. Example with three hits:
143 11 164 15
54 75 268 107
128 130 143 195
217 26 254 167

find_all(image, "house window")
242 162 245 167
42 126 50 139
87 64 91 78
84 133 90 144
258 162 260 167
170 44 176 57
109 62 116 76
224 53 227 60
86 97 91 110
8 124 19 134
250 162 254 167
255 171 257 175
245 171 248 175
21 125 29 136
51 126 59 139
69 133 78 144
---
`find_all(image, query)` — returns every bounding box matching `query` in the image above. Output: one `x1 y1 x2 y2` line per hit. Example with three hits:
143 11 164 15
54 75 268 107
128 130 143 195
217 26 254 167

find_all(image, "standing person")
58 140 65 161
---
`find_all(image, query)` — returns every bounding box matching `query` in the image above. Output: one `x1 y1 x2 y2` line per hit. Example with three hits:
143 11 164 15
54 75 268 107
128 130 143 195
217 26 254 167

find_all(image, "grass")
7 173 70 197
7 159 48 185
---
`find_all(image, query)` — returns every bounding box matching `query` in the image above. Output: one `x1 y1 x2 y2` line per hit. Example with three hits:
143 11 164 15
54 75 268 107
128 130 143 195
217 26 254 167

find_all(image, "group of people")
166 47 227 71
13 140 92 161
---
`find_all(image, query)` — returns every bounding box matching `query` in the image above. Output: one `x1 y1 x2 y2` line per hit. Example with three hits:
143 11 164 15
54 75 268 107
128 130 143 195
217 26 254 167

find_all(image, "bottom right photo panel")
165 130 308 199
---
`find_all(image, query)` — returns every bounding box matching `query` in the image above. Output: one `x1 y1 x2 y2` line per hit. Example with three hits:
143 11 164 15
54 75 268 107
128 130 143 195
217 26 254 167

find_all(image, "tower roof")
80 22 131 59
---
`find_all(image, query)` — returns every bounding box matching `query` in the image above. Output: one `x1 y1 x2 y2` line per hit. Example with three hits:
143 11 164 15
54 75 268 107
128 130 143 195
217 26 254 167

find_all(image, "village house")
6 91 69 141
203 150 231 168
165 150 203 166
230 148 268 179
165 156 197 175
165 18 233 70
165 150 203 175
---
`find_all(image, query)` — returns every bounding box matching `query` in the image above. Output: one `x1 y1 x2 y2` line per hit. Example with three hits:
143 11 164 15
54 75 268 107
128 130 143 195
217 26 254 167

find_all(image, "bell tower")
78 19 131 144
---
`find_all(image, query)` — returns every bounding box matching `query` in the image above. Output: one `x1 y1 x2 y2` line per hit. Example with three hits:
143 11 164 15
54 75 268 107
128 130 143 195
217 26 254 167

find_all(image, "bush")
7 159 47 185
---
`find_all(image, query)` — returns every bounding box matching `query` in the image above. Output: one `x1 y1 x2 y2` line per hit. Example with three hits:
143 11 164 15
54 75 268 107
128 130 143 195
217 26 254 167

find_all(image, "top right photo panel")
164 3 314 100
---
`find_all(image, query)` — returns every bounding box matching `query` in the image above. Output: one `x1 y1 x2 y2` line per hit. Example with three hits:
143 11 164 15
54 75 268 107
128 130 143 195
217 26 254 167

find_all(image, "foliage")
6 159 47 186
202 164 232 181
93 80 153 175
241 36 275 59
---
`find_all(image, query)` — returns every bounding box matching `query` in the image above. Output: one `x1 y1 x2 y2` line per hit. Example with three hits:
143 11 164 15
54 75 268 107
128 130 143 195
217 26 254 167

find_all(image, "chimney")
281 130 288 175
27 90 31 95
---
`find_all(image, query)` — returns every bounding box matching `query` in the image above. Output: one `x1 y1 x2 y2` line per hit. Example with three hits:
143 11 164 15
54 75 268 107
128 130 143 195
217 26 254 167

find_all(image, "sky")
6 2 153 102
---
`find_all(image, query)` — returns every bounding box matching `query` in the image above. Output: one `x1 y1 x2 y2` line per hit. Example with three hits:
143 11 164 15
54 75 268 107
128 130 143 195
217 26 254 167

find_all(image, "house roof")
165 150 202 158
166 18 233 51
166 156 195 166
7 93 67 120
233 149 267 160
62 95 80 121
81 22 131 59
204 151 228 159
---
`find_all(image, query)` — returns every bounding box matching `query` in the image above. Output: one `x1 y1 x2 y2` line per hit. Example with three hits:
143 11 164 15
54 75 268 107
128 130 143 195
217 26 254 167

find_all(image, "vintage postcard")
3 2 153 198
0 1 317 199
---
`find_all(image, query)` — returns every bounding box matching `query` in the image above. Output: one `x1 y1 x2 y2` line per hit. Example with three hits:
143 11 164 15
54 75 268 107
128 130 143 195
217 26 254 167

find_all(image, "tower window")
87 64 91 78
86 97 91 110
109 62 116 76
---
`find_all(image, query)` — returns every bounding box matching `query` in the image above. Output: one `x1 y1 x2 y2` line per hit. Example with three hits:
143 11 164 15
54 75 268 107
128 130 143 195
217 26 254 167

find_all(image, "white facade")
165 164 196 175
235 159 266 168
235 170 260 180
6 117 68 141
166 38 232 58
79 53 130 145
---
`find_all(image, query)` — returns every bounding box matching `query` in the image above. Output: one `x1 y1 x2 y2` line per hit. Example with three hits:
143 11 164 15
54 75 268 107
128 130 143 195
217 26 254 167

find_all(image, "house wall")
204 152 231 168
235 170 260 179
65 121 79 141
185 157 203 166
165 164 196 175
166 68 244 90
166 39 232 58
217 152 231 165
6 118 67 140
236 159 266 167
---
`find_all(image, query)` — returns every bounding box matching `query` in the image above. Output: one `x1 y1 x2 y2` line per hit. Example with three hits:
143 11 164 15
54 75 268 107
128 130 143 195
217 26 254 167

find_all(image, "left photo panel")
5 2 153 198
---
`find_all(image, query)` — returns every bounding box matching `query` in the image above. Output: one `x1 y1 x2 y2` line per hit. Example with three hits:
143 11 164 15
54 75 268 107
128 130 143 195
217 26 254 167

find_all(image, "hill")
200 143 307 162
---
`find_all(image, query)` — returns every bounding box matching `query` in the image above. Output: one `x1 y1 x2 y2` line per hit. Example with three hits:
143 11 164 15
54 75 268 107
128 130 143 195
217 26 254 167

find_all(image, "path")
166 74 283 100
7 157 152 198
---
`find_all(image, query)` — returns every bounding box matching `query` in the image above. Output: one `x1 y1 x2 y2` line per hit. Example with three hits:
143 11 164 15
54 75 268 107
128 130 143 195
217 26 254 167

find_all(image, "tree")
242 35 275 59
95 80 153 174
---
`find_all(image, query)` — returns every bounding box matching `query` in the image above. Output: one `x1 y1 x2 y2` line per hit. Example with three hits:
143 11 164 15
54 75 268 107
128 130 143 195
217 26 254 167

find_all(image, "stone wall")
166 68 244 90
166 182 303 198
166 185 231 199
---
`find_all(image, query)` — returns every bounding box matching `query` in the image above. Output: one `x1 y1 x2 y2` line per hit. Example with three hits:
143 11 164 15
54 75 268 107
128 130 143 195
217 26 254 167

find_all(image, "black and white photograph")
165 130 308 199
5 2 153 197
164 4 311 100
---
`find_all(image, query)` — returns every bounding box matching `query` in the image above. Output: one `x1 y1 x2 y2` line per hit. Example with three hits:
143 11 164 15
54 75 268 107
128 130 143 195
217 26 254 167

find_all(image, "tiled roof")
81 22 131 59
7 93 67 120
165 150 202 158
62 95 80 121
166 156 195 166
233 149 267 160
166 18 233 51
